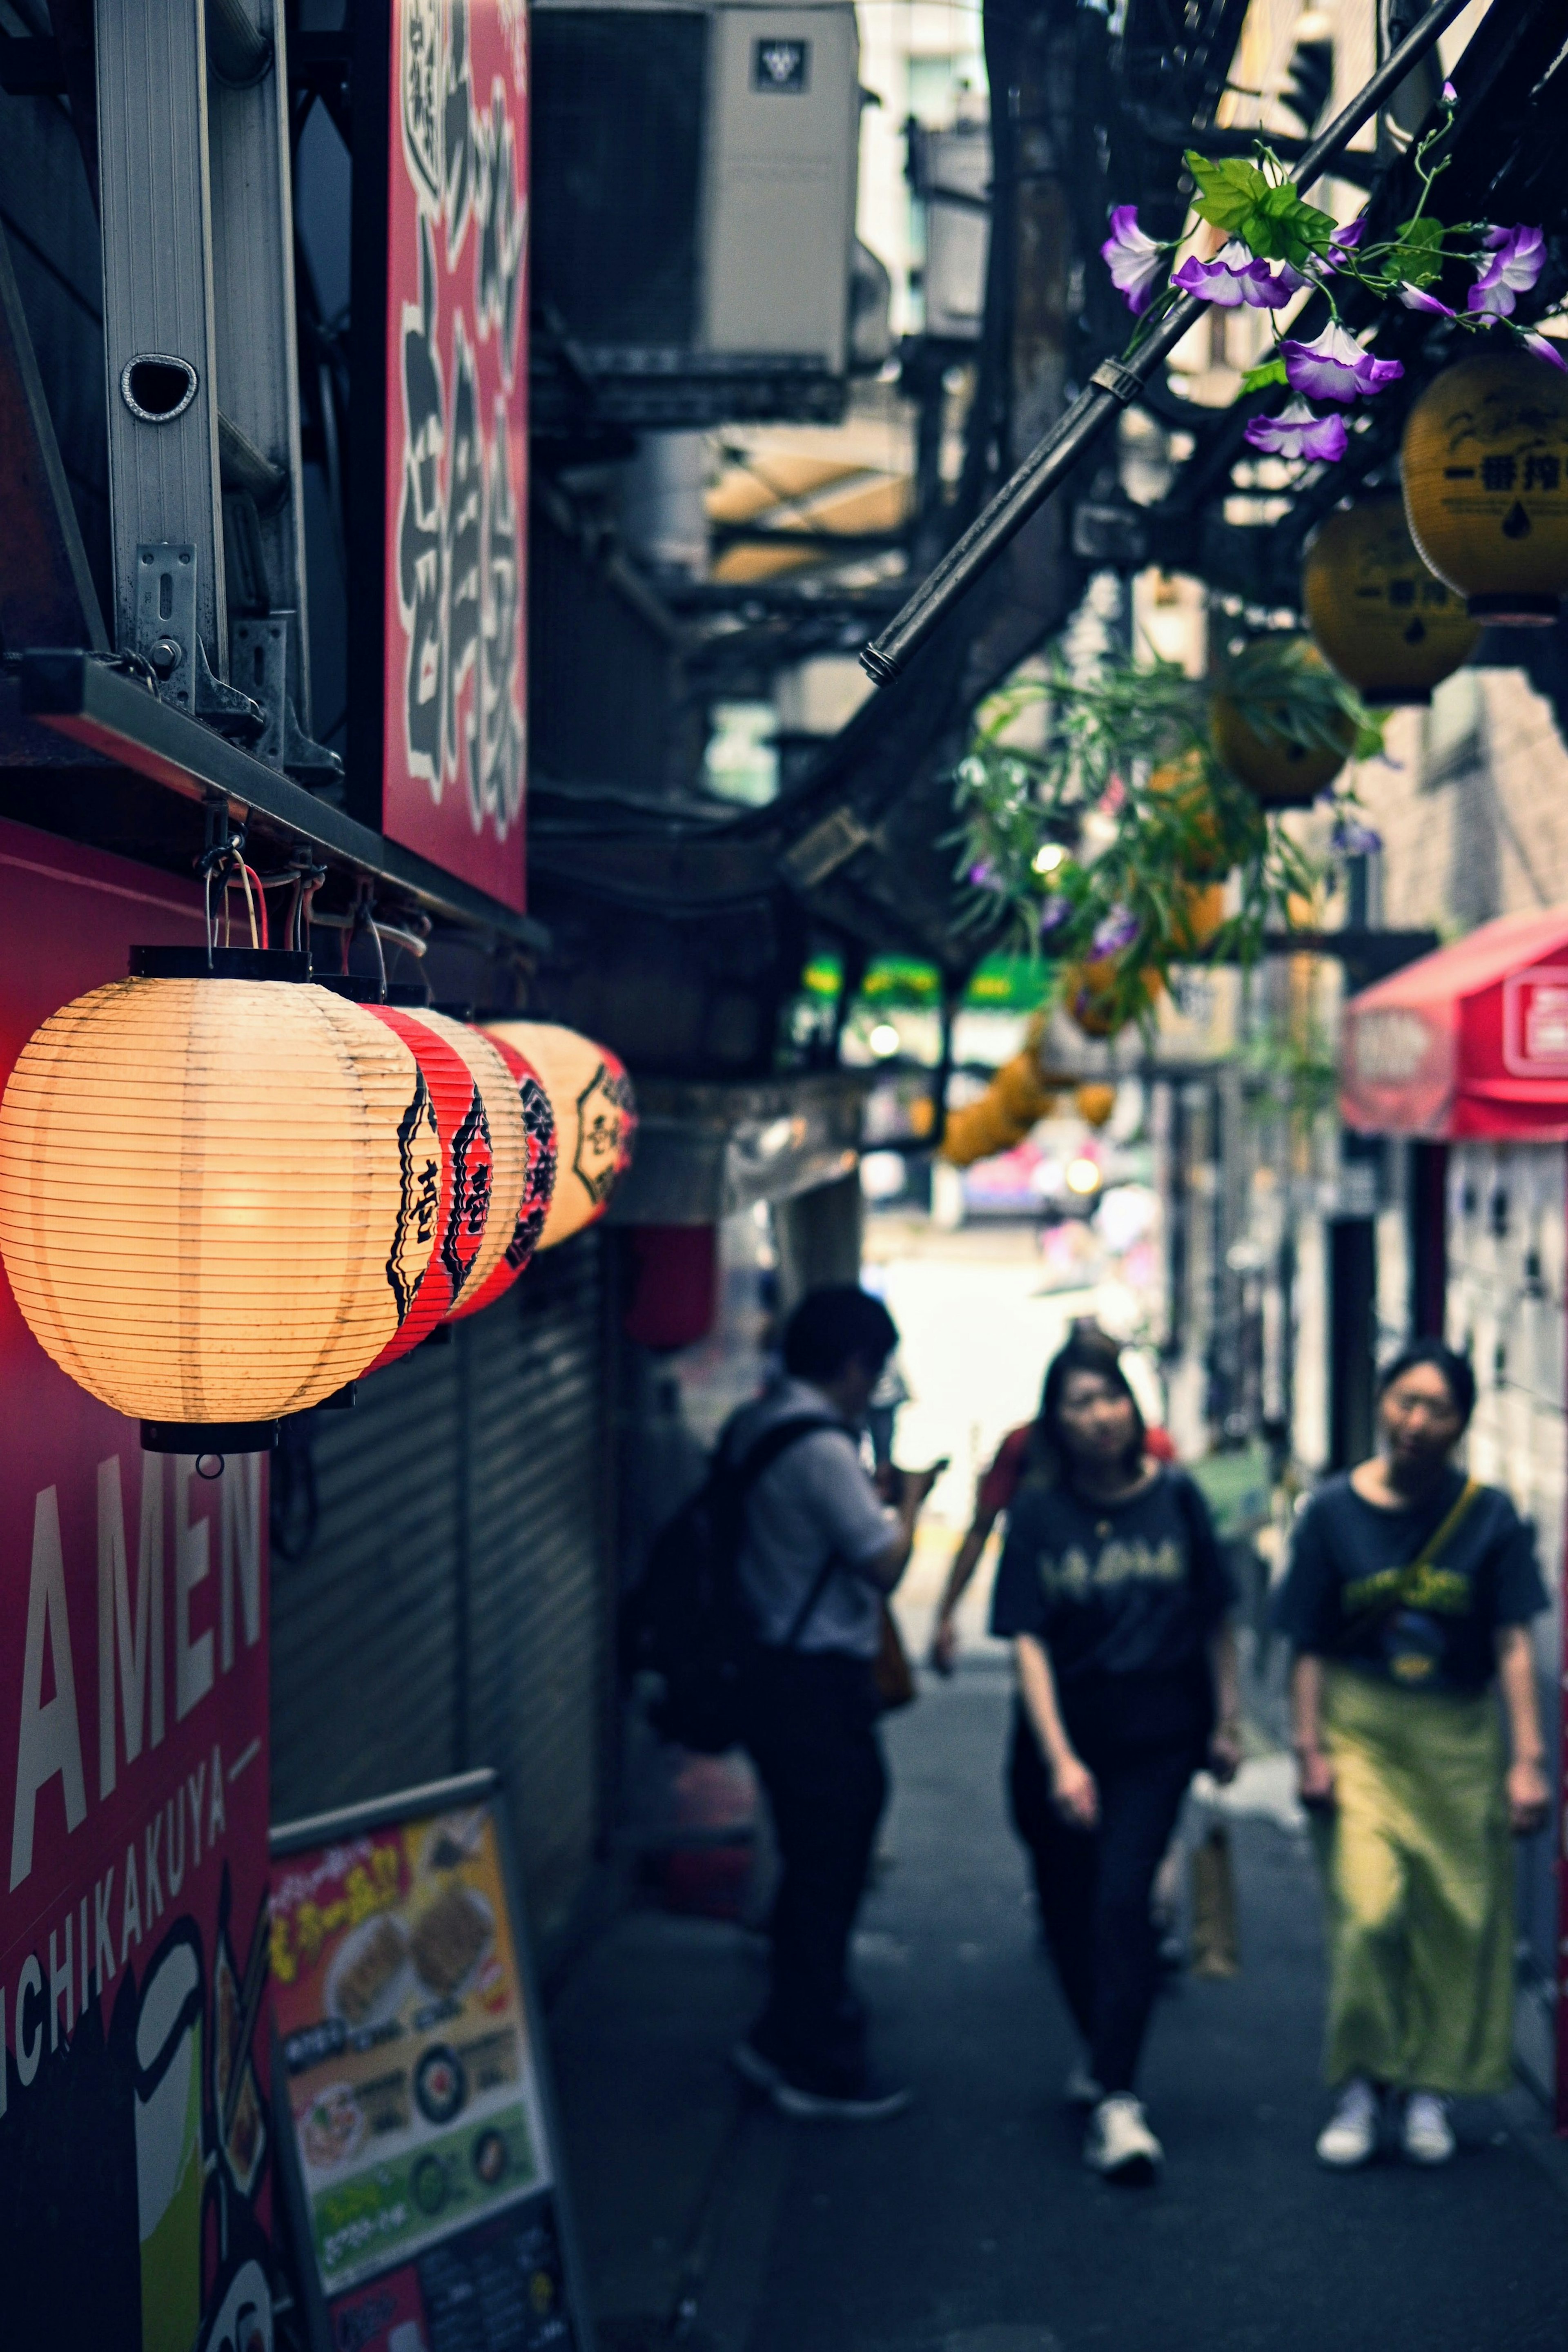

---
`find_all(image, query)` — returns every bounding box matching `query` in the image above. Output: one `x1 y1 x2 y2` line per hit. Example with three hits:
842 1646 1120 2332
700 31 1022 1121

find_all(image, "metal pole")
860 0 1486 687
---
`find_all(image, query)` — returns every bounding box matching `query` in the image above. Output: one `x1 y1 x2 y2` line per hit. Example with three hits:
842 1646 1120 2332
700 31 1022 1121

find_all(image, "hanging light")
0 949 441 1449
484 1021 636 1248
391 1007 528 1306
1209 639 1354 809
1402 348 1568 624
1303 493 1480 704
445 1030 559 1321
356 1005 490 1367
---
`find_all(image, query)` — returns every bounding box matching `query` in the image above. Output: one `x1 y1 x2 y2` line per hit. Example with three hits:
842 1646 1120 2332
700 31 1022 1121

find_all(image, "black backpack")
621 1413 844 1753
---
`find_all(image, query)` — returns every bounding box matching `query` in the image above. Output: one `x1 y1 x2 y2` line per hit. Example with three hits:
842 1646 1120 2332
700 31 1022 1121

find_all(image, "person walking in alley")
1273 1340 1550 2170
990 1329 1241 2182
730 1286 942 2121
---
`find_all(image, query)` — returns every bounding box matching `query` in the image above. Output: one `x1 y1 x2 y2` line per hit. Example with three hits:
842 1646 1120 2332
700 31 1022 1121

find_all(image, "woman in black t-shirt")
990 1332 1239 2183
1273 1339 1549 2173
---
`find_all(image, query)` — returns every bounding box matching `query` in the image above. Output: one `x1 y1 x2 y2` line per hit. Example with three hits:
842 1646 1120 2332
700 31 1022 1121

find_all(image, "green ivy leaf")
1185 152 1271 234
1245 183 1338 266
1239 354 1289 395
1384 213 1446 288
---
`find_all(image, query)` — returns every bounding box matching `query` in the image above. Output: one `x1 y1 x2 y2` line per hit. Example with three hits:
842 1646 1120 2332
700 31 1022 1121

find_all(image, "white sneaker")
1084 2093 1163 2183
1400 2091 1455 2166
1064 2058 1104 2107
1316 2076 1380 2169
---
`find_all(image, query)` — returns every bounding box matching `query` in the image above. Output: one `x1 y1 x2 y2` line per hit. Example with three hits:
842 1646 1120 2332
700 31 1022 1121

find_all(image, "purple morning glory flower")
1523 330 1568 375
1399 282 1456 318
1442 80 1457 105
1038 895 1073 939
1174 241 1302 310
1470 224 1546 318
1101 206 1166 316
1243 398 1349 462
1281 323 1404 401
1323 216 1368 273
1330 816 1383 856
968 859 1004 892
1091 906 1140 957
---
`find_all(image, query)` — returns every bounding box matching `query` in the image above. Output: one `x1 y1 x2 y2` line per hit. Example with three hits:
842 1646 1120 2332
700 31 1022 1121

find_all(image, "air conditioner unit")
532 0 863 424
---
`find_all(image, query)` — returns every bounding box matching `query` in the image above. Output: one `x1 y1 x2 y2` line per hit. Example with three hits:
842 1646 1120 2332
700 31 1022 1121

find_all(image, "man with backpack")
726 1286 942 2121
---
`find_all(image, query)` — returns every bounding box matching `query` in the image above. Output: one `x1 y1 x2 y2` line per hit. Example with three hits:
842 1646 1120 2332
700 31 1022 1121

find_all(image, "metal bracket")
134 542 265 737
231 613 345 789
1089 359 1145 408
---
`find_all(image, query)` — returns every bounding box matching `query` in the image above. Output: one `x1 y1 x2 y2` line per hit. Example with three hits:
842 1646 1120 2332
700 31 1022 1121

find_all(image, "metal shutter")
270 1234 611 1960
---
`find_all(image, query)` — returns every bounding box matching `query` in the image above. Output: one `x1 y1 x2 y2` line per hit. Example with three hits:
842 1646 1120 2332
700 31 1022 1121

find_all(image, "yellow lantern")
1062 956 1162 1041
0 952 441 1444
1303 493 1480 703
1075 1083 1117 1130
1210 640 1354 809
1151 754 1231 879
391 1007 528 1308
485 1021 636 1247
1402 348 1568 624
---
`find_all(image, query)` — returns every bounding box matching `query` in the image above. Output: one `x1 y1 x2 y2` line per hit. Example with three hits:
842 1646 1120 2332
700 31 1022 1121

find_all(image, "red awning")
1340 907 1568 1141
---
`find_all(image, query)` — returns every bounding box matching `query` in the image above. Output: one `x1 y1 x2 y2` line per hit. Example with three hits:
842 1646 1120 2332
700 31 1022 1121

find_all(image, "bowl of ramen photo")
326 1911 413 2030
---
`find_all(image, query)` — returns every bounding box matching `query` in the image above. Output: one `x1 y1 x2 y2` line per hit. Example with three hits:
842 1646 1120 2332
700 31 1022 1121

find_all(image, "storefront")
1342 907 1568 2122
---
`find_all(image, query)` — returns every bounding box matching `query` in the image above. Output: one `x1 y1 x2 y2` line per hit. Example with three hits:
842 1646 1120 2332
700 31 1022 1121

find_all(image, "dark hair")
1030 1329 1146 1484
1376 1338 1476 1429
782 1285 899 1383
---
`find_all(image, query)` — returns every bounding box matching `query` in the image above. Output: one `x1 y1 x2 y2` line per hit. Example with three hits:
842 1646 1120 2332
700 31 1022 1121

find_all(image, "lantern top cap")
130 945 310 983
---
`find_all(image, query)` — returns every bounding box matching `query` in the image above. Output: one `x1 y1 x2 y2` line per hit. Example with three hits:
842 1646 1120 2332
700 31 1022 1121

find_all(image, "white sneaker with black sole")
1316 2076 1380 2169
1083 2094 1163 2183
771 2074 912 2123
1400 2091 1455 2166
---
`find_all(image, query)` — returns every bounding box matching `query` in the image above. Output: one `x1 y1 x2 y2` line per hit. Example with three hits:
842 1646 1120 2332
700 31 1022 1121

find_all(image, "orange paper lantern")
1303 493 1479 703
0 951 440 1442
484 1021 636 1247
392 1008 527 1304
358 1005 488 1368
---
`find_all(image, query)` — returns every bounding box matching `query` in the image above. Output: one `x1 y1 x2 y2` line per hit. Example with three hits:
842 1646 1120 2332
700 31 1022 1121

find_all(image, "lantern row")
0 954 635 1453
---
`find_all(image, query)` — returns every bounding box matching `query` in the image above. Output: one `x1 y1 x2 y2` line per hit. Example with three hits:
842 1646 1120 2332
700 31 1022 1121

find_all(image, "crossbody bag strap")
1347 1475 1483 1621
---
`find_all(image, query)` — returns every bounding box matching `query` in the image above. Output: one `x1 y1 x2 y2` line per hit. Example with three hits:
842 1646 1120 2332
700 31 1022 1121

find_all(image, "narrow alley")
555 1654 1568 2352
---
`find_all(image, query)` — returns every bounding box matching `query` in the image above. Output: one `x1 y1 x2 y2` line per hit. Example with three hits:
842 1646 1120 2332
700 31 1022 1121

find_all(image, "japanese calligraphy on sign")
385 0 528 911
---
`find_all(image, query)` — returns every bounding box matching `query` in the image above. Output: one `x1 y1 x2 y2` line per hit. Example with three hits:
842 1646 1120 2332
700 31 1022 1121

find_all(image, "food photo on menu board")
270 1797 554 2301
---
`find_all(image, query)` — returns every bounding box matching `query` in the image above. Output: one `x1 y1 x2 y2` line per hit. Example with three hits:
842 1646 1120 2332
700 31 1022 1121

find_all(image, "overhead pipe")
860 0 1488 688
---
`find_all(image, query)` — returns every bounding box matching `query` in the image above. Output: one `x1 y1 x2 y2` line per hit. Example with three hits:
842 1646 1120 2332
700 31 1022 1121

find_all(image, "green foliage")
1239 354 1289 395
1385 213 1446 289
950 640 1381 1043
1183 152 1335 269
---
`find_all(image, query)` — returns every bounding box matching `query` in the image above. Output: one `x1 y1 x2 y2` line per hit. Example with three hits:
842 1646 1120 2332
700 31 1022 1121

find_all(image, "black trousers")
746 1648 887 2094
1008 1705 1198 2095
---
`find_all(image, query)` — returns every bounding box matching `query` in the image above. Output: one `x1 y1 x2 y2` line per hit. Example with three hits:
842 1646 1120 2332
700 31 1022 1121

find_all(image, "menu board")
271 1775 589 2351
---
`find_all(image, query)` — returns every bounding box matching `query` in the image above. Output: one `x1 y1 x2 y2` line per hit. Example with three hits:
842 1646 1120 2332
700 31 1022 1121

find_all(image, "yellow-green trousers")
1312 1664 1514 2095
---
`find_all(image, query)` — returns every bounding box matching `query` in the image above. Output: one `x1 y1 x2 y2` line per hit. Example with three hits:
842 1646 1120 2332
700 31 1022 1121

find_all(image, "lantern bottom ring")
1465 593 1559 625
141 1418 281 1455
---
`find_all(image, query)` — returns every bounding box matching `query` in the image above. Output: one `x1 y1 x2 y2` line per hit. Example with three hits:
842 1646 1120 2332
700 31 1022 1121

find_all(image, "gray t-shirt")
726 1376 897 1660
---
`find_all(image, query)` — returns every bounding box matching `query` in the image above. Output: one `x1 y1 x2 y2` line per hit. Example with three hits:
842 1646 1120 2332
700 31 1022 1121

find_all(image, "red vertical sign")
0 822 274 2340
383 0 529 912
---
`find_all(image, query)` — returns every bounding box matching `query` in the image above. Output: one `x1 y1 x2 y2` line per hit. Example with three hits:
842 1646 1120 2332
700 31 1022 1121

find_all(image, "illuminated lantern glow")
1209 641 1354 809
1401 348 1568 624
357 1005 483 1369
445 1031 559 1321
1303 493 1480 703
394 1007 527 1304
484 1021 636 1248
0 952 440 1442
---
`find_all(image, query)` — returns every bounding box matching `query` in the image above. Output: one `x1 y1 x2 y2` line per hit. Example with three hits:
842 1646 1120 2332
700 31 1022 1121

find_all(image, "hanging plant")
951 640 1383 1041
1099 81 1566 472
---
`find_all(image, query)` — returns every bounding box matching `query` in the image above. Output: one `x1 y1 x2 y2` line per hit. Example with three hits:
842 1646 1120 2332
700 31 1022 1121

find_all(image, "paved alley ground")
550 1658 1568 2352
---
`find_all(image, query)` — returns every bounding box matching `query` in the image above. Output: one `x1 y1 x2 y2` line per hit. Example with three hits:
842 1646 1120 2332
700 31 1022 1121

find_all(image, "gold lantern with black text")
1402 348 1568 624
1304 493 1480 703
